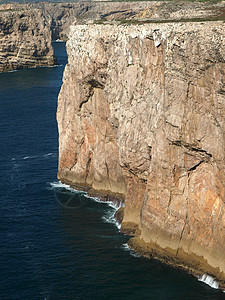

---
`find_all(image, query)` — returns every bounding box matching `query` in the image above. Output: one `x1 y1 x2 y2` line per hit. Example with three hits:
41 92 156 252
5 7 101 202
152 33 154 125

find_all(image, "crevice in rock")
122 164 147 183
176 212 188 257
176 167 191 257
145 35 153 41
165 120 179 128
87 79 104 89
79 99 89 110
79 78 105 110
168 139 212 161
85 155 92 183
79 89 94 110
105 161 109 180
167 191 172 213
188 160 204 172
148 145 152 160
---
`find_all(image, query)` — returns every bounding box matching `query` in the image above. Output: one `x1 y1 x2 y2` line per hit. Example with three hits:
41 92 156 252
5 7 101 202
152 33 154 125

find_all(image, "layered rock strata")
1 1 224 71
2 1 225 41
58 22 225 287
0 9 56 72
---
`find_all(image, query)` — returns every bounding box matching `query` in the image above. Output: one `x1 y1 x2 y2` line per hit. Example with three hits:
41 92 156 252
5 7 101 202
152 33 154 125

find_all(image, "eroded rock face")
1 1 224 72
43 0 225 40
57 23 225 287
0 9 56 72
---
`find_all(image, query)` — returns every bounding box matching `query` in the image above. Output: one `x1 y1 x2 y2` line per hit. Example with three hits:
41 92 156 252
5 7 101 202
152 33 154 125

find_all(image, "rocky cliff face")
1 1 224 72
0 9 56 72
43 1 225 40
57 22 225 287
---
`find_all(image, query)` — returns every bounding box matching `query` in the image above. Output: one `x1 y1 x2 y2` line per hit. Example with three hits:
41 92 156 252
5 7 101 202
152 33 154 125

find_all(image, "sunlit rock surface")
58 22 225 287
0 9 56 72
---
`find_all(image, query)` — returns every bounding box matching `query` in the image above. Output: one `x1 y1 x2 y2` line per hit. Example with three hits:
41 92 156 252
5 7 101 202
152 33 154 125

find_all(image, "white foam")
198 274 219 289
91 197 124 230
49 181 78 193
122 243 130 251
84 192 122 230
44 153 53 156
102 211 121 230
84 194 123 210
108 201 124 210
83 194 100 201
43 152 56 157
39 65 57 69
50 181 123 229
55 39 64 42
22 155 38 160
122 243 141 258
21 153 56 160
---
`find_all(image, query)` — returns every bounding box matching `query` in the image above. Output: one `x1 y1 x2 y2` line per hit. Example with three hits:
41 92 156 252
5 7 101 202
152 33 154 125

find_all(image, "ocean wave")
38 65 57 69
49 181 78 193
198 274 219 289
22 155 38 160
50 181 123 228
121 243 141 258
93 197 123 230
49 181 85 209
11 153 57 161
83 193 122 229
40 64 63 68
43 153 57 157
8 69 18 73
102 211 121 230
89 196 123 210
83 194 100 201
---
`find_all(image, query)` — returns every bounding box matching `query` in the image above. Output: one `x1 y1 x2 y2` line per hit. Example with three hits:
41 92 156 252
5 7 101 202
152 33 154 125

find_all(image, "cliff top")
0 1 224 25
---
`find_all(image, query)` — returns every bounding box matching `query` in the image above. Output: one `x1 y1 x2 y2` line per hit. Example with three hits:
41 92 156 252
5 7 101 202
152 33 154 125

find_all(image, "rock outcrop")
0 8 56 72
40 1 225 40
1 1 224 72
57 22 225 288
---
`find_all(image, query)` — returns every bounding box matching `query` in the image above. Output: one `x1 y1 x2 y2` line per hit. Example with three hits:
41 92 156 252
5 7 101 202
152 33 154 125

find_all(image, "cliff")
41 1 225 40
57 22 225 288
0 1 224 72
0 8 56 72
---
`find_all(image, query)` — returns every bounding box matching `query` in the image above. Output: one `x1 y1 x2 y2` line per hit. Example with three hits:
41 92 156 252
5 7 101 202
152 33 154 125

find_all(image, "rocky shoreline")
57 22 225 289
1 0 224 291
59 176 225 290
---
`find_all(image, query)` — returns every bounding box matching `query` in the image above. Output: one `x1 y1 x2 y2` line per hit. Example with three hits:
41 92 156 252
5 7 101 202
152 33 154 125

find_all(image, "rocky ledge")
57 22 225 288
0 1 224 72
0 8 56 72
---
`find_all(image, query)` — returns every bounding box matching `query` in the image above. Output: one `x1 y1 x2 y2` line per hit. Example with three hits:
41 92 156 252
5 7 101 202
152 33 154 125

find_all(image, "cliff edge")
0 8 56 72
1 1 224 72
57 23 225 288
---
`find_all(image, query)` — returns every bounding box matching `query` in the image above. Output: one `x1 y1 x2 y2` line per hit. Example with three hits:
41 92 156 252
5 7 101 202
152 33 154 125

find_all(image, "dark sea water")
0 42 224 300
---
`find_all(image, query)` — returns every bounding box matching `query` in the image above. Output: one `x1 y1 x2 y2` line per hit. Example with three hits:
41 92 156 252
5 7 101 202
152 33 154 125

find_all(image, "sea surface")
0 42 224 300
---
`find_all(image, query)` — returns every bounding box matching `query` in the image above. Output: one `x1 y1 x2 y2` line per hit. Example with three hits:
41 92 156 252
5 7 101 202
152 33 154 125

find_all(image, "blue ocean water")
0 42 224 300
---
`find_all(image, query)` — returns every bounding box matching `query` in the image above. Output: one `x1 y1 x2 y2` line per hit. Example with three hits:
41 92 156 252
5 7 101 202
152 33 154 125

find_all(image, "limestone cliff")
0 8 56 72
57 23 225 287
1 1 224 72
41 1 225 40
